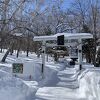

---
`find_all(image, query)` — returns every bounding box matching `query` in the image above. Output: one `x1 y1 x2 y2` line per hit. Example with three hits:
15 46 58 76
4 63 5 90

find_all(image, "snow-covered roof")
13 33 23 36
33 33 93 41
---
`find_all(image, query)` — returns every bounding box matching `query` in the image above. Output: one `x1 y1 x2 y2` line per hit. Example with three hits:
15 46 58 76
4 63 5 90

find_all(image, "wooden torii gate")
33 33 93 77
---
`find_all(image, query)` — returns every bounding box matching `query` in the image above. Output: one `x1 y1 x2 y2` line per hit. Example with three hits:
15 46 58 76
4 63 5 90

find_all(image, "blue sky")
62 0 75 9
23 0 75 15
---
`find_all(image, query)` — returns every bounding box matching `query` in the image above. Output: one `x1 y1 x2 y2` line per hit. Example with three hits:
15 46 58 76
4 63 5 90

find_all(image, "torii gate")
33 33 93 77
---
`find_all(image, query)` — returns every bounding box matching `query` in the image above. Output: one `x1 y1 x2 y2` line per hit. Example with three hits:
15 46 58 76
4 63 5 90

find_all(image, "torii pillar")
78 38 82 70
41 40 46 78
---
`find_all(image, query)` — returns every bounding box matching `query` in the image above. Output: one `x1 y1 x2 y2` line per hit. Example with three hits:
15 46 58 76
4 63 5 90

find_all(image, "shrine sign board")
12 63 23 74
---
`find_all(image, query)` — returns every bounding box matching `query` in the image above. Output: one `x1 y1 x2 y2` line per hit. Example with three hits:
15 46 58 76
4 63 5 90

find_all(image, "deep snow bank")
0 70 38 100
78 71 100 100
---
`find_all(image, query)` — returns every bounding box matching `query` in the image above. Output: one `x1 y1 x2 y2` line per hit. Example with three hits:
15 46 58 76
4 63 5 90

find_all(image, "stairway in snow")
56 67 79 89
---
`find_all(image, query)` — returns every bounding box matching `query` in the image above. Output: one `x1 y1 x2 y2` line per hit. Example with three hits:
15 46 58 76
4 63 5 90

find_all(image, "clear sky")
23 0 75 15
61 0 75 9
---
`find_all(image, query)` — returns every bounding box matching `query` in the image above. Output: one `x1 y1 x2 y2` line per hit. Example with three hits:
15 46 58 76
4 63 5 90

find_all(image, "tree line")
0 0 100 65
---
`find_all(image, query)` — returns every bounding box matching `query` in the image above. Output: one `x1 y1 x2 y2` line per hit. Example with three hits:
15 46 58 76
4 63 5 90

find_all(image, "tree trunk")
1 49 10 62
0 40 3 53
16 48 20 58
10 44 14 55
0 47 3 53
26 47 29 57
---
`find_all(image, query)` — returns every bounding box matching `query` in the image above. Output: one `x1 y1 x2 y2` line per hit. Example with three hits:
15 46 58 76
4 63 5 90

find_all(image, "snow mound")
0 66 12 73
0 70 11 78
79 71 100 100
0 70 38 100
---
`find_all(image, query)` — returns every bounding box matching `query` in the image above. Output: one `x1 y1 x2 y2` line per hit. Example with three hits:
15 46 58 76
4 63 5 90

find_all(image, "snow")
78 71 100 100
54 33 93 39
33 62 59 86
36 69 100 100
36 87 79 100
0 52 38 100
0 70 38 100
0 50 100 100
35 61 100 100
34 33 93 41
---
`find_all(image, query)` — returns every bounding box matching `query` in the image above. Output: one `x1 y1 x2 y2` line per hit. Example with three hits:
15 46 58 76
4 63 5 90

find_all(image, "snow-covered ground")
0 69 38 100
0 51 100 100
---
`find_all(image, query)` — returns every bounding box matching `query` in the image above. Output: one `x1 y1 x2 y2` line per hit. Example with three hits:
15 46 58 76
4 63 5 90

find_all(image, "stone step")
56 80 79 89
58 76 77 82
56 68 79 89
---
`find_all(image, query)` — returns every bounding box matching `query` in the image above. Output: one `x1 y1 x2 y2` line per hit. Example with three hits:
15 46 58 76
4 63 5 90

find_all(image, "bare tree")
70 0 100 65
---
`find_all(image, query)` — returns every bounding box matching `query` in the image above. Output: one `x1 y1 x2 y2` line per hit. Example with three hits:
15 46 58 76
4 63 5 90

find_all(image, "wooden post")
78 39 82 70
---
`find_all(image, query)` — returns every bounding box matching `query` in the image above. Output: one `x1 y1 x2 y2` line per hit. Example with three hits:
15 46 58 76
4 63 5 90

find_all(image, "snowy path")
35 87 83 100
35 67 86 100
